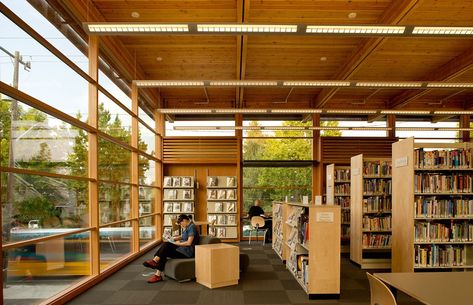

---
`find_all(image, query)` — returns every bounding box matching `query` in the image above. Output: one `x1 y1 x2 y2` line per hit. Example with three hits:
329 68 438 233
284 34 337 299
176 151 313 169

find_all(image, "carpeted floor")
66 243 422 305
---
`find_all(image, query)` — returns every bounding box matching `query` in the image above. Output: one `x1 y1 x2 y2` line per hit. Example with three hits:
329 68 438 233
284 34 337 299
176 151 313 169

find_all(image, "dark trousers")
262 219 273 241
153 242 187 271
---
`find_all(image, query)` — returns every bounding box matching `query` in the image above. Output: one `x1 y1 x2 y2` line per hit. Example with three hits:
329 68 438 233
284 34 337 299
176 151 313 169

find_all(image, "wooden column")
312 114 322 197
156 110 164 239
131 84 139 252
88 36 99 275
460 114 471 142
235 114 243 240
386 114 396 138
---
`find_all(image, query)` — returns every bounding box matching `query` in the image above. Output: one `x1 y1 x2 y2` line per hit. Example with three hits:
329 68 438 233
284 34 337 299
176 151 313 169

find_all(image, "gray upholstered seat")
164 236 250 282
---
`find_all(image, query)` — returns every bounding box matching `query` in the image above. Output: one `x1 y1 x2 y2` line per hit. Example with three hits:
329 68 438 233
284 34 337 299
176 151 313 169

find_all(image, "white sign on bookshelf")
395 156 408 168
316 212 334 223
352 168 360 176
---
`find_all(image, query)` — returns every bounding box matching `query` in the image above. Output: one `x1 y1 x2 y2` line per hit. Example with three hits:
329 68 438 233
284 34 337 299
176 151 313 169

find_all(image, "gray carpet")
66 243 422 305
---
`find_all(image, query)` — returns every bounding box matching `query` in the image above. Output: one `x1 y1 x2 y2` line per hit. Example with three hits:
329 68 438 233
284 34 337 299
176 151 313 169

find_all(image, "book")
226 176 236 187
217 215 226 225
163 177 173 187
182 202 193 213
227 215 236 225
217 227 226 238
163 227 172 240
173 202 181 213
182 176 192 187
215 202 224 213
226 202 236 213
164 202 173 213
183 189 193 200
173 177 181 187
208 176 218 187
208 190 217 200
217 190 226 200
165 189 177 200
226 189 235 200
208 214 217 223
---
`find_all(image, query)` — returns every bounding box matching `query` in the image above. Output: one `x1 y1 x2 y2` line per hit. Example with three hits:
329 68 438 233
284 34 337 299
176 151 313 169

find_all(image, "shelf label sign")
395 156 408 168
316 212 334 222
352 168 360 176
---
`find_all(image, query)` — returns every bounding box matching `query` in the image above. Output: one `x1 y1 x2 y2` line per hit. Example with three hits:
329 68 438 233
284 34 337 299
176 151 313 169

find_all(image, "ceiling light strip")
434 111 473 115
306 25 405 35
209 81 278 87
325 109 378 114
197 24 297 33
135 80 205 87
87 23 189 33
413 27 473 35
173 126 473 131
427 82 473 88
283 81 351 87
356 82 422 88
381 110 431 115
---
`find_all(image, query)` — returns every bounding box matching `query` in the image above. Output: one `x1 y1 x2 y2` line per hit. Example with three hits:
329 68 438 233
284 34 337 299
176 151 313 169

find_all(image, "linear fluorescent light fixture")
283 81 351 87
197 24 297 33
356 82 422 88
209 81 278 87
271 109 323 114
135 80 204 87
214 109 269 113
381 110 431 115
427 82 473 88
325 109 378 114
86 23 189 33
413 27 473 35
434 111 473 115
159 109 213 114
306 25 405 35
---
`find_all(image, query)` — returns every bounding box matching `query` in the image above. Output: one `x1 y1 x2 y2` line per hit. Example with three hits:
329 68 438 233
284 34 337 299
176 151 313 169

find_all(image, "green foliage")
16 196 60 226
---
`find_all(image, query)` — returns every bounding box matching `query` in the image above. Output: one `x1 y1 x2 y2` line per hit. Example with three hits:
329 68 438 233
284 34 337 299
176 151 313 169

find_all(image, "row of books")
297 255 309 286
334 168 350 181
414 221 473 242
414 173 473 193
209 202 237 213
342 226 350 239
335 183 350 195
164 189 194 200
363 161 392 176
335 197 350 208
164 202 194 213
207 214 237 225
363 197 392 213
208 189 237 200
286 207 304 227
208 227 229 238
273 238 283 258
363 179 392 195
342 210 350 223
414 245 466 267
414 148 473 169
414 197 473 218
362 216 391 231
164 176 193 187
300 218 309 244
207 176 236 187
362 233 391 248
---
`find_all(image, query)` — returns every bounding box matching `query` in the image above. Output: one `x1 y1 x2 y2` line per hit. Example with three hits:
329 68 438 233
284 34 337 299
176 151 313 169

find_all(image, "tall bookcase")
163 176 196 237
206 176 238 239
326 164 351 253
392 138 473 272
351 155 392 269
272 201 289 262
274 202 340 299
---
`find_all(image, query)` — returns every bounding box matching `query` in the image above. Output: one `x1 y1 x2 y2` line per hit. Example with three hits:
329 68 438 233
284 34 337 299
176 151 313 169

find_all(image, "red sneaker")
143 259 158 269
147 275 163 283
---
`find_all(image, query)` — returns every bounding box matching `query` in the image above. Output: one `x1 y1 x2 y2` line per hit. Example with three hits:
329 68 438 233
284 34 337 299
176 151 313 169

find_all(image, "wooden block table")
195 243 239 288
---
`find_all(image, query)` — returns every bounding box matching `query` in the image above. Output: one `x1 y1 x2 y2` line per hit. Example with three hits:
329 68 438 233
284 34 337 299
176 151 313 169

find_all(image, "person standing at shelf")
247 199 272 242
143 214 199 283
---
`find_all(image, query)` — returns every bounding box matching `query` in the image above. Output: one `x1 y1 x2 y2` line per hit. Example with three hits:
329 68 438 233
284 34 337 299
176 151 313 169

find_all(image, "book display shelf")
272 201 288 262
274 202 341 299
392 138 473 272
326 164 351 253
162 176 195 237
206 176 238 239
351 155 392 269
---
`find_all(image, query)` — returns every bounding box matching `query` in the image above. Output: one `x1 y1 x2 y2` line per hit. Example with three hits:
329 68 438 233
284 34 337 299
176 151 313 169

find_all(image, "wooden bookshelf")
274 202 340 299
206 176 238 239
392 138 473 272
272 201 288 262
326 164 351 253
351 154 392 269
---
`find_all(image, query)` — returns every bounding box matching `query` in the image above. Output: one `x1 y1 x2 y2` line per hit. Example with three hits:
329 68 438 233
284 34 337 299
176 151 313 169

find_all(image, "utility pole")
0 46 31 230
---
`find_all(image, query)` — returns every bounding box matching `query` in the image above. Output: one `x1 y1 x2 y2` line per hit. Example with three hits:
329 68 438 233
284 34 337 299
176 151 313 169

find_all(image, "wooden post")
312 114 322 197
235 114 243 240
88 35 99 275
460 114 471 142
156 110 164 239
131 84 140 252
386 114 396 138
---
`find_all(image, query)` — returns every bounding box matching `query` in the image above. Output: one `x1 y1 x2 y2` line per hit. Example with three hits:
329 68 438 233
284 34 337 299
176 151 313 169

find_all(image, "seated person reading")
143 214 199 283
247 199 272 242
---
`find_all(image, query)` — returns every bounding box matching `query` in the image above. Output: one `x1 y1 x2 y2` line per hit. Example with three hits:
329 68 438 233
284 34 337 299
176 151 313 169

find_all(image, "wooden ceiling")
55 0 473 112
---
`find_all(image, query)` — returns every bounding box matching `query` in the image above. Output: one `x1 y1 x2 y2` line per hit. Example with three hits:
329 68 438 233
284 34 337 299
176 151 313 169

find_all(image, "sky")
0 1 458 142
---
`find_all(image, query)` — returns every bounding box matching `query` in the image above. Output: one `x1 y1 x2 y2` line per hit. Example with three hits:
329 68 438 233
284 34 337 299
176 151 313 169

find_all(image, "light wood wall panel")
320 137 395 164
163 137 238 164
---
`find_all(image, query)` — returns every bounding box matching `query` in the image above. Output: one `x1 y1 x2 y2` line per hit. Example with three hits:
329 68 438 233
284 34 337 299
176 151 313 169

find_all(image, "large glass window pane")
335 120 387 137
0 96 88 176
139 122 156 156
99 69 131 110
242 166 312 237
99 182 132 224
3 233 91 304
139 106 155 128
1 172 89 245
139 156 155 186
98 138 131 183
2 0 88 72
396 121 459 143
243 138 313 160
98 91 132 144
139 186 157 216
139 216 156 248
0 14 89 122
165 120 235 136
99 222 132 271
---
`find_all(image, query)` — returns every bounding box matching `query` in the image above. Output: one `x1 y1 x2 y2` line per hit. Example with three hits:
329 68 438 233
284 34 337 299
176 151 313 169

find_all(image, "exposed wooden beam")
389 49 473 108
57 0 161 108
314 0 422 108
431 115 455 123
236 0 243 107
